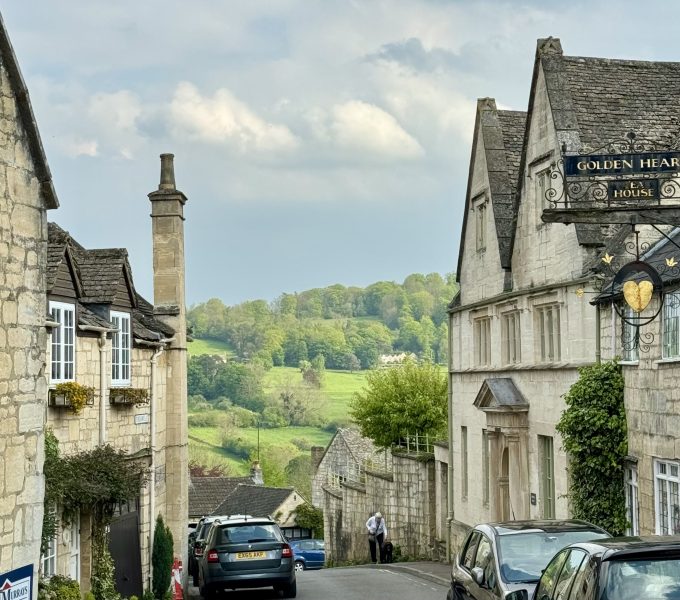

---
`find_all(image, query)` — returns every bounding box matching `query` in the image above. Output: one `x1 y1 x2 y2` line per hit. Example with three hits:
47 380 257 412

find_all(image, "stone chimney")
148 153 188 559
311 446 325 473
250 461 264 485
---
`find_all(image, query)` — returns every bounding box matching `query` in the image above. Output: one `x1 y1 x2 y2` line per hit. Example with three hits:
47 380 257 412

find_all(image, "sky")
5 1 680 306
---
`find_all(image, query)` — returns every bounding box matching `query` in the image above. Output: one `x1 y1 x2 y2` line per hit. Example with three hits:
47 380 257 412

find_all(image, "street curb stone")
357 562 451 587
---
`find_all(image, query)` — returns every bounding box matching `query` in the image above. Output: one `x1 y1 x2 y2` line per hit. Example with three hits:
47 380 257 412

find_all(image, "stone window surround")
653 458 680 535
48 300 76 383
533 300 562 364
473 316 492 367
471 193 488 253
662 290 680 359
538 434 555 519
625 461 639 537
110 310 131 386
501 310 522 366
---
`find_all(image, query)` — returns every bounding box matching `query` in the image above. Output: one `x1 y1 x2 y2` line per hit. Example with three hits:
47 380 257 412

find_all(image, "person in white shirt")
365 512 388 563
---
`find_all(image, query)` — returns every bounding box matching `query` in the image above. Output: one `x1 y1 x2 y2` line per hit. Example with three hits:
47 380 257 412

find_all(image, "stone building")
41 155 188 597
310 428 384 509
448 37 680 552
0 11 58 595
448 38 626 550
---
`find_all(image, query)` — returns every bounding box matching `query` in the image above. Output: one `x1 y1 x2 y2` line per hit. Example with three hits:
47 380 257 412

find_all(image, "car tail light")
282 544 292 558
207 550 219 563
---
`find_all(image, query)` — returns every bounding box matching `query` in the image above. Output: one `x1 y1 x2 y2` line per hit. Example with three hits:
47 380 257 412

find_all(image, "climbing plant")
42 431 147 599
556 359 628 535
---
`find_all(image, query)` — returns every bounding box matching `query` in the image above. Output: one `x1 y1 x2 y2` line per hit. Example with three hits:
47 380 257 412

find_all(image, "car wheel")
294 560 304 572
282 579 297 598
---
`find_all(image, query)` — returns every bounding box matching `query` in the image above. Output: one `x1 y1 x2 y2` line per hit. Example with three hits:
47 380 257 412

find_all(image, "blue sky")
4 1 680 305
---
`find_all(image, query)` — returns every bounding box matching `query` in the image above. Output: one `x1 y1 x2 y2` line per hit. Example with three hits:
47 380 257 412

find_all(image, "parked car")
448 520 611 600
290 539 325 571
198 515 296 599
521 536 680 600
189 514 252 586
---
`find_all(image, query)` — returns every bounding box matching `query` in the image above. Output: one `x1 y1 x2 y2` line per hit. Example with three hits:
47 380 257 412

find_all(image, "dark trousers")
369 533 385 563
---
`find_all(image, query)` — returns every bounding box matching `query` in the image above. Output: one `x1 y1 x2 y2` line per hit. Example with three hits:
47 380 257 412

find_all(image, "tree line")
188 272 457 370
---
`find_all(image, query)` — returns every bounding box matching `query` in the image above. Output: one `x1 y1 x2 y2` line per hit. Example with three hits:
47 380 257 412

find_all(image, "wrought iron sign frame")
544 132 680 225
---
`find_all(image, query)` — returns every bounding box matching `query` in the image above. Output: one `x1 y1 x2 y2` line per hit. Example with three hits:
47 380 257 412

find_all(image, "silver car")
448 520 611 600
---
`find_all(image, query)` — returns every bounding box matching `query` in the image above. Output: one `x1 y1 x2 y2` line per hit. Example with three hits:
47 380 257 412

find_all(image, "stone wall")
0 57 48 592
322 450 436 564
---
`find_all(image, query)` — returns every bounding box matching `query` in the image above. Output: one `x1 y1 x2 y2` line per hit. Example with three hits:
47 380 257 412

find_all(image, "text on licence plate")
236 551 266 560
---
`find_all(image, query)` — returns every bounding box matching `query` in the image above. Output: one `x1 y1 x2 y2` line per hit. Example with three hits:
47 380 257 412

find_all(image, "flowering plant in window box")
109 387 150 407
49 382 95 414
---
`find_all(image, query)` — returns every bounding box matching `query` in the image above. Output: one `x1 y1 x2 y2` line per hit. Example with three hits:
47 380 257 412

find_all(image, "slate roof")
337 428 382 465
189 476 253 518
473 378 529 411
456 99 527 278
46 222 174 340
213 485 296 519
562 56 680 151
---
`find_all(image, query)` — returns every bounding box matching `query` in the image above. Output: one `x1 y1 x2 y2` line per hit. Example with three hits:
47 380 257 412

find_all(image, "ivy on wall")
293 503 324 538
42 430 148 599
556 360 628 535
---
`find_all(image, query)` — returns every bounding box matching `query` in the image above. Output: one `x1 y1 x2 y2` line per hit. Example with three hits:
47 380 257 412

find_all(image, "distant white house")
378 352 416 367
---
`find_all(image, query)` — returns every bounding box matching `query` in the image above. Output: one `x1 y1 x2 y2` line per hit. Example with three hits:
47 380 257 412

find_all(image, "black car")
524 536 680 600
448 520 611 600
198 515 296 599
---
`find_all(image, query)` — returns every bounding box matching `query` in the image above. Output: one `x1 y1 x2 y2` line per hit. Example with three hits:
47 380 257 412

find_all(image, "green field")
262 366 367 422
187 337 235 358
189 349 369 476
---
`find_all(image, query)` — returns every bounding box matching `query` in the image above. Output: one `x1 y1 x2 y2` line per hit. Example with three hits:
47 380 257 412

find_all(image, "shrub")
38 576 81 600
291 438 311 451
152 515 174 599
188 412 218 428
221 436 257 459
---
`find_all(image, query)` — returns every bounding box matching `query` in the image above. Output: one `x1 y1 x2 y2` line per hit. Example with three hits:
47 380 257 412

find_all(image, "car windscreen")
216 523 283 545
604 558 680 600
497 530 610 583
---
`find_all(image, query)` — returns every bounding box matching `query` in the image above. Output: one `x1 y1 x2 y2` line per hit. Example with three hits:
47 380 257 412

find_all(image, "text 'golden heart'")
623 280 654 313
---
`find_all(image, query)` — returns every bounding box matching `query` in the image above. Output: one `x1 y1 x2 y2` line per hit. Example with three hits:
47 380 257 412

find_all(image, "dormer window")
49 301 75 382
111 311 131 385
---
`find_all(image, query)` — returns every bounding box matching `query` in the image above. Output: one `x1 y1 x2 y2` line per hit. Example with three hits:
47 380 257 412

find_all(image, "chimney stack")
148 153 188 560
311 446 325 474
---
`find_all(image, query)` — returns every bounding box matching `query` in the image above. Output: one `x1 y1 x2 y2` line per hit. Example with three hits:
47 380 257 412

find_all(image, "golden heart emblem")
623 280 654 313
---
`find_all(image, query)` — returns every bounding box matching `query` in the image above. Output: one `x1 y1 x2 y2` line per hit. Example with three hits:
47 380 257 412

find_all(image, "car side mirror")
471 567 485 586
506 590 528 600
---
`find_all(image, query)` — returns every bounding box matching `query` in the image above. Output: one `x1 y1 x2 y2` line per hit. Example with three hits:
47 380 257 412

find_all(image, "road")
188 565 449 599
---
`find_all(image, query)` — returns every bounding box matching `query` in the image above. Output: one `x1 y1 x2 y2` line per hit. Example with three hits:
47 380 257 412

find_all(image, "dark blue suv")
290 539 325 571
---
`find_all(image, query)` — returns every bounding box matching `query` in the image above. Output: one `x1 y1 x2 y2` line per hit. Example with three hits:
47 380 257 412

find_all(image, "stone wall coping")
364 466 394 481
391 449 435 463
451 361 590 374
341 480 366 493
322 485 343 499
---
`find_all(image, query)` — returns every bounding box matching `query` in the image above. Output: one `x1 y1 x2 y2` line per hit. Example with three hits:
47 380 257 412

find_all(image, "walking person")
366 512 388 564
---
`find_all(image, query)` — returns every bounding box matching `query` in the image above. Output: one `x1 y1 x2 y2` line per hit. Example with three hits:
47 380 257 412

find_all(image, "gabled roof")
75 248 137 306
512 38 680 259
0 12 58 209
46 222 174 339
456 99 527 278
213 485 297 519
189 476 253 517
473 378 528 412
337 428 382 465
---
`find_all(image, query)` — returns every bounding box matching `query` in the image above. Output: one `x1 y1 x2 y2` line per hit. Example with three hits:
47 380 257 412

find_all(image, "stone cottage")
41 155 188 597
0 10 59 595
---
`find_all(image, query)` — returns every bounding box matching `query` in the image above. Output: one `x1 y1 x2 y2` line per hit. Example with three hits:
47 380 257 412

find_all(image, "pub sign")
564 151 680 176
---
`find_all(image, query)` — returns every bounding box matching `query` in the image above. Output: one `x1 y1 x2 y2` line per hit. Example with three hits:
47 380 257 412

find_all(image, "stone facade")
0 11 59 597
448 39 606 554
42 154 189 596
448 37 680 556
322 450 436 564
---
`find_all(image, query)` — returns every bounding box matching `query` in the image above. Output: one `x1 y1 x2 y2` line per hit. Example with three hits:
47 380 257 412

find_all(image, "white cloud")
61 137 99 158
169 82 299 152
324 100 424 161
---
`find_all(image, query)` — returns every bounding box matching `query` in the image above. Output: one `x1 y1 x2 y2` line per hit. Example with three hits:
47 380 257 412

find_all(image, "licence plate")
236 551 266 560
